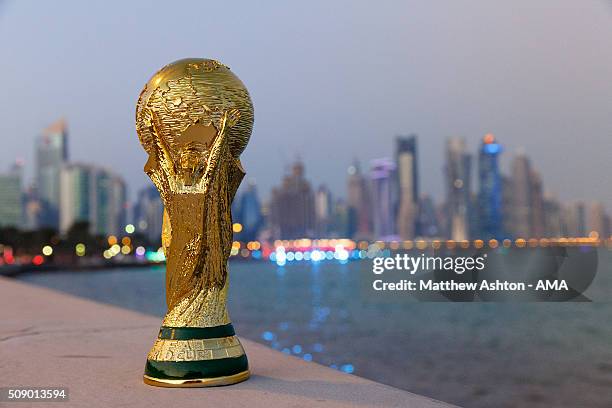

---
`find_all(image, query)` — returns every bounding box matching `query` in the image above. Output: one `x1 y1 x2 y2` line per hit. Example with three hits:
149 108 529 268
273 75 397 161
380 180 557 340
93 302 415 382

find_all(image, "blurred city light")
75 243 86 256
32 255 44 265
261 331 275 341
144 247 166 263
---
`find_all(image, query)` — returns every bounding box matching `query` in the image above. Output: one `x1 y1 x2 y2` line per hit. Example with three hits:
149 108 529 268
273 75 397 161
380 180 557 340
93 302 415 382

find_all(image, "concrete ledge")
0 277 455 407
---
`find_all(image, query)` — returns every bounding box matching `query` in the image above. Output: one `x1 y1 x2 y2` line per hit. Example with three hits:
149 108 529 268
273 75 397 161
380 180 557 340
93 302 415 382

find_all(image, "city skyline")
0 119 128 236
4 117 610 213
0 1 611 209
1 118 609 242
261 132 609 241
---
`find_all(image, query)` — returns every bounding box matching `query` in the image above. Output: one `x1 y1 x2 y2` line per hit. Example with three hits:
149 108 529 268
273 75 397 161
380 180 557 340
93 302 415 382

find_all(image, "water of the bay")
18 255 612 408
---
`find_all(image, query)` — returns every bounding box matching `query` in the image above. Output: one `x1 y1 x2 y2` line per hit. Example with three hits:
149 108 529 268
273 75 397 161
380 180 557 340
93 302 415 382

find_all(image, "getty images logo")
372 253 487 275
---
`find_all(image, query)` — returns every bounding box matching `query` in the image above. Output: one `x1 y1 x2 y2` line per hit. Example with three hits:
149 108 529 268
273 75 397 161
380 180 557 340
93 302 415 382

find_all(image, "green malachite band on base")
144 355 249 380
158 324 235 340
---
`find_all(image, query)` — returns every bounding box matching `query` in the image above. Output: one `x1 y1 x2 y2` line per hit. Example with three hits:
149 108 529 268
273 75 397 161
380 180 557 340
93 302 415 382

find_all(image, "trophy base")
143 369 250 388
143 324 250 388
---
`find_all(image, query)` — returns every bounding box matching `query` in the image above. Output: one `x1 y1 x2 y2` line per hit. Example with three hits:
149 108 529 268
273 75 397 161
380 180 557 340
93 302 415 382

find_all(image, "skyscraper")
23 186 42 231
543 193 563 237
469 192 480 239
501 175 514 239
509 153 546 238
435 201 449 239
59 163 127 236
417 195 439 237
510 153 532 238
562 202 586 237
134 185 164 244
59 163 94 234
234 182 264 241
314 185 333 238
370 158 397 240
94 170 127 237
445 138 472 241
395 135 418 239
587 201 608 238
331 198 350 237
529 169 545 238
269 160 315 239
346 161 372 240
477 133 503 239
0 163 23 228
36 119 68 228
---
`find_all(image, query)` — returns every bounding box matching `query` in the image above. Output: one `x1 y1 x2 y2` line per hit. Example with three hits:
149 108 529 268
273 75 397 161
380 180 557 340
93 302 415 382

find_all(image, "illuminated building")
562 202 586 237
134 185 164 244
445 138 472 241
94 170 127 237
269 160 315 239
543 193 563 237
469 192 480 239
346 161 372 240
587 201 608 238
510 153 531 238
234 181 264 241
59 163 94 234
370 158 397 240
59 163 127 236
435 201 449 239
477 133 503 239
501 175 514 238
417 194 439 237
23 186 42 231
331 198 350 237
529 169 545 238
0 163 23 228
36 119 68 228
314 185 333 238
507 152 546 238
395 135 418 239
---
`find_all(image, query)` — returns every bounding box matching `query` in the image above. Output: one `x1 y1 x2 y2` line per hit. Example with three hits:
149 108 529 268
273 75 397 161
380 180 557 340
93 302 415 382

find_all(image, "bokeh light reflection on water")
18 253 612 408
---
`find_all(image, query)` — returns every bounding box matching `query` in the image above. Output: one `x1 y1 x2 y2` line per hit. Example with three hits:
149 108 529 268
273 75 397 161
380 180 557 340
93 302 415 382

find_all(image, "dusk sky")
1 0 610 208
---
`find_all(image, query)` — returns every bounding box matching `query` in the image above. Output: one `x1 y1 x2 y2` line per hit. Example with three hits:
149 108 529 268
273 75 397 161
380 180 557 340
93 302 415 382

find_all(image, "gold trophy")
135 58 254 387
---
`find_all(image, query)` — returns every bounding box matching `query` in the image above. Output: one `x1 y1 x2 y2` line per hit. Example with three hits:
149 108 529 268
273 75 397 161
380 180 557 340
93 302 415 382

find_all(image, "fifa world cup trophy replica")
135 58 253 387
